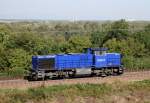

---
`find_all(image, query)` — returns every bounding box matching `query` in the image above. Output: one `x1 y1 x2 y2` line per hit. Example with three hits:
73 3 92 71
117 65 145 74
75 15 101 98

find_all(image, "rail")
0 70 149 89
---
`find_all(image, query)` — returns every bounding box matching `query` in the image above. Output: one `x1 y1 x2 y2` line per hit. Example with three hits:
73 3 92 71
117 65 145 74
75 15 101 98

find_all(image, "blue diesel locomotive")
27 48 124 80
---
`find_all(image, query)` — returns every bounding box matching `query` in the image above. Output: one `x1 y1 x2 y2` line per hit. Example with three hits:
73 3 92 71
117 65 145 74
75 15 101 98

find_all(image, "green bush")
7 49 31 70
0 68 25 78
7 68 25 78
123 56 150 70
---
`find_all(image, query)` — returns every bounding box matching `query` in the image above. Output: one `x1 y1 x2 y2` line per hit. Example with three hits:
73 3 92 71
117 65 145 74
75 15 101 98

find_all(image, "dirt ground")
0 71 150 89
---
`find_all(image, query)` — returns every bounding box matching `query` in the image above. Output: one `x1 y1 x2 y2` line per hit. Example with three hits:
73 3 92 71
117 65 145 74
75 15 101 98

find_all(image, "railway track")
0 70 150 89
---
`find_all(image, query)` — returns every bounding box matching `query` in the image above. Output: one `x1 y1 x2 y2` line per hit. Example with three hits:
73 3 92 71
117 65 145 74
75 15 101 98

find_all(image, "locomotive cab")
32 55 55 71
27 55 56 80
85 48 124 75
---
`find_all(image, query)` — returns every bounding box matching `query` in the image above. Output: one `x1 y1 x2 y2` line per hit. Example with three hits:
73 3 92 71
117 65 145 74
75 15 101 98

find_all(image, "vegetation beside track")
0 79 150 103
0 20 150 78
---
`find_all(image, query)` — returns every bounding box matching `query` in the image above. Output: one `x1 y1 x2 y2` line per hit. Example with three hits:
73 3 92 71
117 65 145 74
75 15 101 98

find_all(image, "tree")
90 31 106 47
145 24 150 32
0 25 10 45
50 34 69 53
0 26 11 70
0 44 10 70
133 24 150 52
8 49 31 70
102 19 129 45
67 35 92 52
6 32 53 55
103 38 145 57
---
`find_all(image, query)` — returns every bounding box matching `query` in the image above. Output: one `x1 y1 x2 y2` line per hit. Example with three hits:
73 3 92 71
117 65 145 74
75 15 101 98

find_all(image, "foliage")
103 19 129 44
103 38 146 57
67 34 92 52
0 44 10 70
90 31 107 47
133 30 150 52
123 56 150 70
8 49 31 70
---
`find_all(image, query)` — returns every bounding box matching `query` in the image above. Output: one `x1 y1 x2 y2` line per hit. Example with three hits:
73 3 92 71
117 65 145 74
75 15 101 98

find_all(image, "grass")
123 56 150 71
0 69 25 79
0 80 150 103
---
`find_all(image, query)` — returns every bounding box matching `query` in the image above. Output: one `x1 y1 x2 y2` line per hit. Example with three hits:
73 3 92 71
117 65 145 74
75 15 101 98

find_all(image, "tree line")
0 19 150 77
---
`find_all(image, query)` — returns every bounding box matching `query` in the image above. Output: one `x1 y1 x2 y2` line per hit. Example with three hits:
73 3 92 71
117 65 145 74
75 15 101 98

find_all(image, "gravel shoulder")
0 71 150 89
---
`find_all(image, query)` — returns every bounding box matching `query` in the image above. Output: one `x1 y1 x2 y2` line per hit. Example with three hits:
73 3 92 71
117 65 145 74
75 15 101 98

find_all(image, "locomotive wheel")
117 67 124 75
32 74 38 81
68 71 76 78
112 68 124 76
100 68 107 77
105 69 113 76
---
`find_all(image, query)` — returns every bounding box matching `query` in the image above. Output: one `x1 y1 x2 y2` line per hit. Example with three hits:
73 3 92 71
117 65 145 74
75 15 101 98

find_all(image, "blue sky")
0 0 150 20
